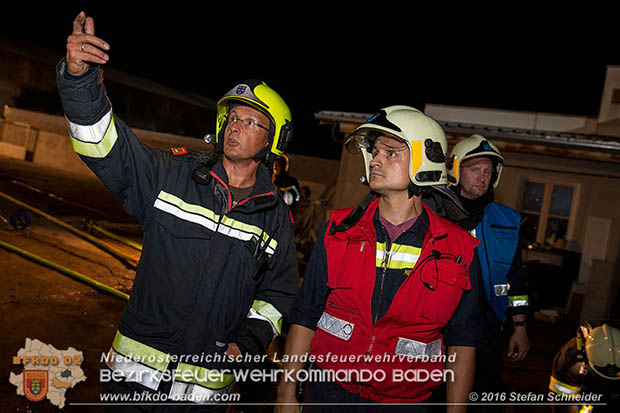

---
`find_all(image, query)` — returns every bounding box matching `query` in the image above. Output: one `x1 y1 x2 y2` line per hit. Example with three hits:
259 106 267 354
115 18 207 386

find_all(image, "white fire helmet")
580 322 620 381
447 134 504 188
345 105 448 187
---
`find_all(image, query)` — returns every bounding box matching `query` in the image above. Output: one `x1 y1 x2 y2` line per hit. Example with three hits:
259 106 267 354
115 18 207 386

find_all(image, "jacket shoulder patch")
170 147 188 156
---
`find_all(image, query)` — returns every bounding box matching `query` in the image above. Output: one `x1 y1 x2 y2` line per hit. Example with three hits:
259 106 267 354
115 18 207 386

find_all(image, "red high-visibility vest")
310 200 479 403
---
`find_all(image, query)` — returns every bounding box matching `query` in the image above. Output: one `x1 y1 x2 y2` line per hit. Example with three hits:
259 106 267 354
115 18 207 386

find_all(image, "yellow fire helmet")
345 105 448 187
216 80 293 158
580 322 620 380
447 134 504 188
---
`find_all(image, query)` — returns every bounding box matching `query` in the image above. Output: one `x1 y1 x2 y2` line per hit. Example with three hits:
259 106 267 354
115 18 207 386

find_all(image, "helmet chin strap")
252 146 270 163
408 182 422 198
253 146 277 173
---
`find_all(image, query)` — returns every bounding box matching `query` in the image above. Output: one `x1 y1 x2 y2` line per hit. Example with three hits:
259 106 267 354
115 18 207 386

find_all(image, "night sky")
2 6 618 159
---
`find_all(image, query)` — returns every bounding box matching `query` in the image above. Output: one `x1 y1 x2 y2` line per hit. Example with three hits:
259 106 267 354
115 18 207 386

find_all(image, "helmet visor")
344 128 404 155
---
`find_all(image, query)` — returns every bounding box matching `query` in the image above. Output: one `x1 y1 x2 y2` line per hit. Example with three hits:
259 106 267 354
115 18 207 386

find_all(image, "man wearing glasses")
58 12 298 411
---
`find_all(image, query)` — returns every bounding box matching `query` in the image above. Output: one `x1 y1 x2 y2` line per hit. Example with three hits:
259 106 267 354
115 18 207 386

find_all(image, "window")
520 180 578 248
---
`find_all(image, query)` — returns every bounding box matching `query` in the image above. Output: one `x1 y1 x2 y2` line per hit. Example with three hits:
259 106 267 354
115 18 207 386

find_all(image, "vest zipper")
367 334 376 354
374 231 391 324
374 260 388 324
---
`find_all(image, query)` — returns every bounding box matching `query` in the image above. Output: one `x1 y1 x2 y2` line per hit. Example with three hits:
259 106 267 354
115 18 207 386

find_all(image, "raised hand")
65 12 110 76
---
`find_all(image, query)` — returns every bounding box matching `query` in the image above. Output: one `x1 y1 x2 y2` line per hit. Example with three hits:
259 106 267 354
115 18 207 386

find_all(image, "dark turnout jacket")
56 59 299 379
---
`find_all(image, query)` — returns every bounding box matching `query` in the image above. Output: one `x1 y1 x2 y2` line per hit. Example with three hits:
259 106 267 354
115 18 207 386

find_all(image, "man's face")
223 105 270 161
368 135 410 195
459 157 493 199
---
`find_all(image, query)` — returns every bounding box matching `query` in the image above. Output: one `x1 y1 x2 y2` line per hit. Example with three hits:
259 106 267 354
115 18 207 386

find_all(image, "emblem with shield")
23 370 48 402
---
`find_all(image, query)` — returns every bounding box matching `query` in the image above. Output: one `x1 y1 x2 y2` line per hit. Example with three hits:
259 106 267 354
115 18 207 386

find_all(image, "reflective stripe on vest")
317 312 355 341
494 284 509 297
395 338 442 358
376 242 421 270
549 376 581 396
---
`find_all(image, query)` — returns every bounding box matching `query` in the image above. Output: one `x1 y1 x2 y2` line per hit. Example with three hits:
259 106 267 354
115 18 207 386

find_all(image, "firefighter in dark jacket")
59 12 298 411
273 155 302 212
275 106 481 413
447 134 530 411
549 320 620 413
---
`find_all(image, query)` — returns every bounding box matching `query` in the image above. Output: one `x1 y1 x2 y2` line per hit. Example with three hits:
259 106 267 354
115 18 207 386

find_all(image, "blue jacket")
475 203 528 323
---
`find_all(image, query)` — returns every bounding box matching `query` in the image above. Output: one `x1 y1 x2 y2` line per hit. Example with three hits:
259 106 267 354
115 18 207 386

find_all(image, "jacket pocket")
327 239 368 289
152 209 213 240
489 225 518 246
419 259 470 325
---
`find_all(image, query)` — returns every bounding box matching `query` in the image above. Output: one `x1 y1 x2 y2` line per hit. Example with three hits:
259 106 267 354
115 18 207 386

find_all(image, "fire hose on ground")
84 221 142 252
9 180 143 252
0 238 129 301
0 190 139 268
11 179 119 221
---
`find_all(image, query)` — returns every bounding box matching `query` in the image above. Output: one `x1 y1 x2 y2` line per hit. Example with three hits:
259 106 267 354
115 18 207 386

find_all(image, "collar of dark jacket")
210 160 277 213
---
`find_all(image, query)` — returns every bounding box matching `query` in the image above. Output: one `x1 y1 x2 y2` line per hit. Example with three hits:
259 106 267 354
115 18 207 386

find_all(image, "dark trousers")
469 323 504 413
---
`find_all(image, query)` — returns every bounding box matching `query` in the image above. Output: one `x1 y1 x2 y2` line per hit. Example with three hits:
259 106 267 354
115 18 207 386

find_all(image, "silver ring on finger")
81 43 85 52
